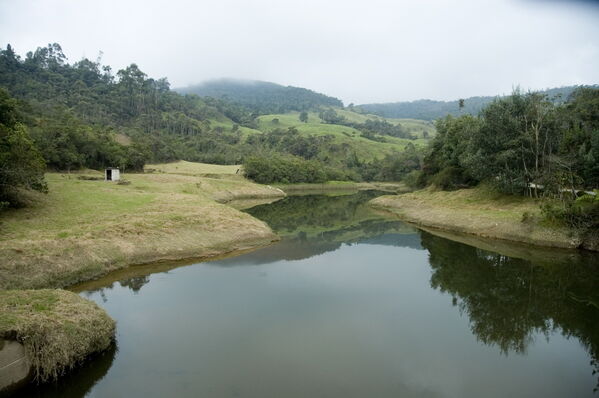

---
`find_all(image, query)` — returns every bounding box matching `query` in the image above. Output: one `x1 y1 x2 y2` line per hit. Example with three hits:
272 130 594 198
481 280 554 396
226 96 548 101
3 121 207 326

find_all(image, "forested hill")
0 43 429 198
177 79 343 114
359 85 597 120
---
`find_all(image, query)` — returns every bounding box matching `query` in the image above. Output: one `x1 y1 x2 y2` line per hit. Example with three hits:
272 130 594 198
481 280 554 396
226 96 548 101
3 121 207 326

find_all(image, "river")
21 191 599 397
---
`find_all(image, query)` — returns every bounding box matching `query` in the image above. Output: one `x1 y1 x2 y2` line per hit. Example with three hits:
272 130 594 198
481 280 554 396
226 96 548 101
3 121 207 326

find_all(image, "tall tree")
0 88 47 208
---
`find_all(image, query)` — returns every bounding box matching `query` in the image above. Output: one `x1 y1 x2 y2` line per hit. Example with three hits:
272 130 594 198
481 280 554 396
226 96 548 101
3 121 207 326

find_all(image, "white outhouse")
105 167 120 181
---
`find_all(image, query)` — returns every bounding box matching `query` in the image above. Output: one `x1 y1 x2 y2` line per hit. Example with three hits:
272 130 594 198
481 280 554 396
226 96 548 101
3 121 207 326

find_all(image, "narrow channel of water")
21 191 599 397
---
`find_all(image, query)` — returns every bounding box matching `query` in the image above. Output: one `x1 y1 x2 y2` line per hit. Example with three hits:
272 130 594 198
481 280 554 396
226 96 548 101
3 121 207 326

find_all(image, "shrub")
243 155 329 184
541 192 599 232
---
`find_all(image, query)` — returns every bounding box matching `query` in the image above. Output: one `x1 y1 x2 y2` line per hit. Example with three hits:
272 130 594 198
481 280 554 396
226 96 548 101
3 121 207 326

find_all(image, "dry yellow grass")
0 162 287 387
370 186 582 249
145 160 242 176
0 289 115 382
0 169 284 289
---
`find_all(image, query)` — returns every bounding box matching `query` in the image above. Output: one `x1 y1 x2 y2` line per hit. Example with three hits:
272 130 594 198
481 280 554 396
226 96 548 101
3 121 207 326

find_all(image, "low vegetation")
370 185 593 249
384 88 599 246
0 165 283 290
0 289 115 382
0 43 434 196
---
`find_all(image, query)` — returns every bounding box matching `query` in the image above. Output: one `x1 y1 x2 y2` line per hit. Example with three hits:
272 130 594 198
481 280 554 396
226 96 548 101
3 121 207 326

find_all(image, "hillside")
359 85 598 120
0 43 436 197
255 111 427 163
177 79 343 114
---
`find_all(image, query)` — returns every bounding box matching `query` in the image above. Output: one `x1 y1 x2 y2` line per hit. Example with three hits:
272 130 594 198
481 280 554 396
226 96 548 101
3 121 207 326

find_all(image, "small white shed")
105 167 120 181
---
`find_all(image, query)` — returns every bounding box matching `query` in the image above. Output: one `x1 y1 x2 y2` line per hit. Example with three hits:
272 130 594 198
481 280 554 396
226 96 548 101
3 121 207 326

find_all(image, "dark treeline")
0 87 47 208
415 88 599 236
359 86 595 121
177 79 343 115
0 43 427 206
0 43 272 171
242 139 423 184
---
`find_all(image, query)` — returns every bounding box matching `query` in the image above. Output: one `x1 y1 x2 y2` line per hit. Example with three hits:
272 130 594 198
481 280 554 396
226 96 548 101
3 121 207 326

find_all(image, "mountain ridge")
357 85 599 120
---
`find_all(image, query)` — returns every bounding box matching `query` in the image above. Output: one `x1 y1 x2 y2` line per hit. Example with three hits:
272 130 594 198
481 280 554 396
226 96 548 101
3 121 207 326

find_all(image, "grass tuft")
0 289 115 383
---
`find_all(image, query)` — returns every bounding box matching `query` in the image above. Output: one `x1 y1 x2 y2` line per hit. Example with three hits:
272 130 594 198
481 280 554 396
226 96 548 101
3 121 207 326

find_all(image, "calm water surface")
22 191 599 398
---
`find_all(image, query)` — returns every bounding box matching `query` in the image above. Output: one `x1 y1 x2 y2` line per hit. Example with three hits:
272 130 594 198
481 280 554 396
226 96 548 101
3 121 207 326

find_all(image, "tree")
299 111 308 123
0 88 47 208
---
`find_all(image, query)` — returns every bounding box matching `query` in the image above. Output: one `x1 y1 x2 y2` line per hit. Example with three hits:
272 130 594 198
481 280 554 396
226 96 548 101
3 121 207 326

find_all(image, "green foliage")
243 155 355 184
177 79 343 114
420 114 481 189
0 43 427 179
0 88 47 207
0 43 264 169
541 193 599 233
359 85 596 120
319 108 346 124
244 155 324 184
420 89 598 195
353 143 423 182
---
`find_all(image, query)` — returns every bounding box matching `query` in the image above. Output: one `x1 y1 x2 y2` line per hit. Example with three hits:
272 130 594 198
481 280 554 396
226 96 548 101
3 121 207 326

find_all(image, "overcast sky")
1 0 598 104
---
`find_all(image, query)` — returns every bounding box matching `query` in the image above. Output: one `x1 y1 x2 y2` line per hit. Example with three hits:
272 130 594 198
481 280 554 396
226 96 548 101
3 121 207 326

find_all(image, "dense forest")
1 42 597 229
415 88 599 237
0 43 429 206
177 79 343 114
359 86 595 120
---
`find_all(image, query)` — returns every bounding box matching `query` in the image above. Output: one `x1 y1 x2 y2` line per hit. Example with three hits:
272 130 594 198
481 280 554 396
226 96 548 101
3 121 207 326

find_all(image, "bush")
541 192 599 232
244 155 347 184
402 170 424 189
429 166 473 190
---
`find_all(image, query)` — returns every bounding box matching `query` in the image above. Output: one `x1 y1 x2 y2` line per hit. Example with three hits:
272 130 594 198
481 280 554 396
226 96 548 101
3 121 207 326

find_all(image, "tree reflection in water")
421 232 599 392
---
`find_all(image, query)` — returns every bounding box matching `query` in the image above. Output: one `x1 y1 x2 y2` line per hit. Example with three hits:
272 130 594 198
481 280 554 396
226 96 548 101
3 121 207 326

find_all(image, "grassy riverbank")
0 161 287 389
275 181 409 195
0 165 284 290
370 186 593 250
0 289 115 383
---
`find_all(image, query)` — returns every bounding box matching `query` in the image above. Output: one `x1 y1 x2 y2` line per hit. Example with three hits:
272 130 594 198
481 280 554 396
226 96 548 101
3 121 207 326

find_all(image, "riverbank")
0 170 283 290
275 181 408 195
0 289 115 390
0 163 285 390
370 186 597 250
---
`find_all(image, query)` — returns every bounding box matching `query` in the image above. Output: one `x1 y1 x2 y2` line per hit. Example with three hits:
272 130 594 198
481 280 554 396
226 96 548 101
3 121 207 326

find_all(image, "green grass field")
256 110 429 162
0 164 285 290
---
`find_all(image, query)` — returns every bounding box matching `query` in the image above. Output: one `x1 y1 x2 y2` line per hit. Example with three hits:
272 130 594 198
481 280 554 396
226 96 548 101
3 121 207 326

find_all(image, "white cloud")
1 0 598 103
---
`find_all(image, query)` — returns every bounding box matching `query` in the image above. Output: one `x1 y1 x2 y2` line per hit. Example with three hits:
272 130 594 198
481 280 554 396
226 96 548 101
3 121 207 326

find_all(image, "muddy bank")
370 189 596 251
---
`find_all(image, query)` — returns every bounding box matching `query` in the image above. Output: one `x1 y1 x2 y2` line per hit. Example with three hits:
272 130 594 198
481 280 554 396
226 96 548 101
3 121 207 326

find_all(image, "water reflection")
421 231 599 391
19 344 116 398
32 192 599 397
